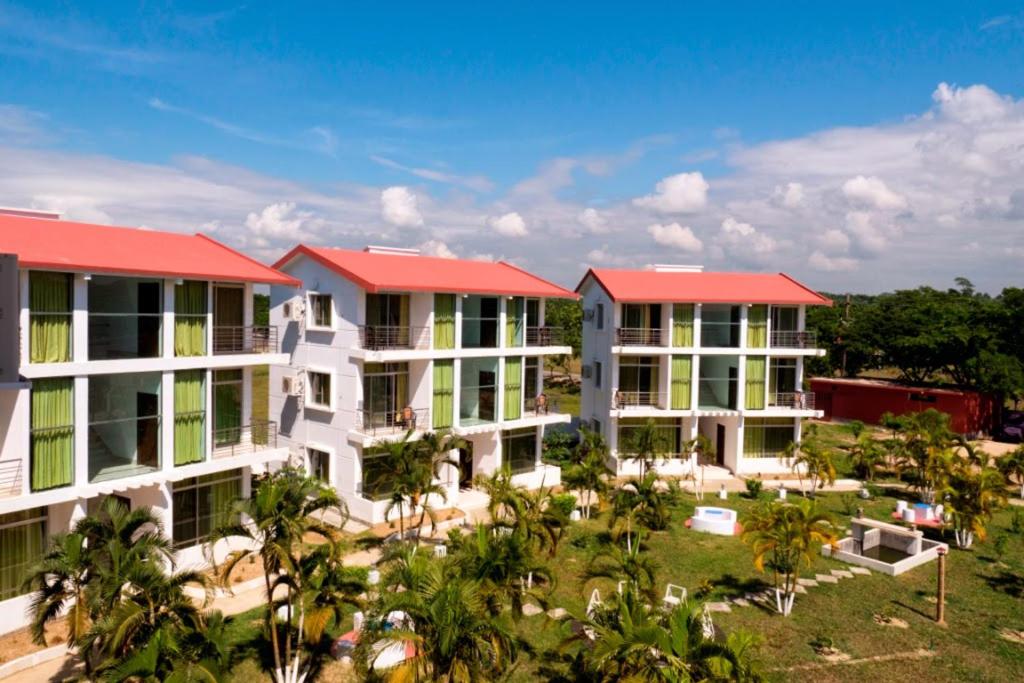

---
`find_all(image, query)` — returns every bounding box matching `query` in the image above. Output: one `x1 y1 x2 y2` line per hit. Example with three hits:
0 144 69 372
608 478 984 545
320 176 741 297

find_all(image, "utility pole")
936 547 947 626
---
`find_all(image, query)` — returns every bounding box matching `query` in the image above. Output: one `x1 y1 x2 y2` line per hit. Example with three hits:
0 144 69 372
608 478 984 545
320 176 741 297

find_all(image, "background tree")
543 298 582 378
998 445 1024 499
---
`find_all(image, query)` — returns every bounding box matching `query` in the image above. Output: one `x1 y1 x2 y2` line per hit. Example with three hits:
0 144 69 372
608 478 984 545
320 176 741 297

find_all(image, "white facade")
270 251 572 524
578 273 826 477
0 261 289 635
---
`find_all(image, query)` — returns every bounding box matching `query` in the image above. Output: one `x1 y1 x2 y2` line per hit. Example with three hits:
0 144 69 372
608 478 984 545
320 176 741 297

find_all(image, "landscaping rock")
547 607 568 620
796 578 819 587
815 574 839 584
705 602 732 613
731 597 751 607
832 569 854 579
793 584 808 594
522 604 544 617
849 567 872 575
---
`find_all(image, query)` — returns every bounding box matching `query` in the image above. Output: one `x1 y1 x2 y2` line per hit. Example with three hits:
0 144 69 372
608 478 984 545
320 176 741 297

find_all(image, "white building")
0 210 295 635
576 265 830 477
268 245 576 524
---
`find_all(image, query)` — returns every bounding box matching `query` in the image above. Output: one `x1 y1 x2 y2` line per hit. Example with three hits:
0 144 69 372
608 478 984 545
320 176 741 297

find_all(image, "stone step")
705 602 732 613
522 603 544 617
730 597 752 607
849 566 872 575
832 569 854 579
546 607 568 619
797 578 819 587
815 574 839 584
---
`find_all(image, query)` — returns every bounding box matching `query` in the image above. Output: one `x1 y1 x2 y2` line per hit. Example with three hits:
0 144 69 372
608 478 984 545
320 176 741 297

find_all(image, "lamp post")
936 546 947 626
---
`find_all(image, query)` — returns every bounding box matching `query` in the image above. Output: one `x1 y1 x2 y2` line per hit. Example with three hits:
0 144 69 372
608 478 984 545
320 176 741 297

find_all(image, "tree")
685 432 713 500
947 464 1008 549
998 445 1024 500
786 428 836 497
562 441 613 519
742 500 838 616
584 531 658 602
622 418 671 479
24 531 95 652
209 467 346 683
452 524 552 618
544 298 583 377
848 432 886 481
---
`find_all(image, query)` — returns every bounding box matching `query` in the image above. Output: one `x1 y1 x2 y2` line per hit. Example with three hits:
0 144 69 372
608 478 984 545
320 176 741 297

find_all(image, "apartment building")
268 245 575 524
577 265 830 477
0 210 295 635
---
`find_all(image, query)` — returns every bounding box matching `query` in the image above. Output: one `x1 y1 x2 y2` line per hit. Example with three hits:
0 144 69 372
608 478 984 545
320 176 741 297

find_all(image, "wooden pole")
936 547 947 626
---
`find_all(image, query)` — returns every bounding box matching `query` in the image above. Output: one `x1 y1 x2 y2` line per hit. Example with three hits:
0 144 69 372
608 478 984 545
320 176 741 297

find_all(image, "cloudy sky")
1 2 1022 293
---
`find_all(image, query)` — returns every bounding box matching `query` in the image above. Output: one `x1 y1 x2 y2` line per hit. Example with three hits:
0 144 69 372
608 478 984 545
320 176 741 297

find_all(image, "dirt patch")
998 627 1024 645
367 507 465 538
873 614 909 628
208 554 266 585
0 618 69 664
816 647 852 663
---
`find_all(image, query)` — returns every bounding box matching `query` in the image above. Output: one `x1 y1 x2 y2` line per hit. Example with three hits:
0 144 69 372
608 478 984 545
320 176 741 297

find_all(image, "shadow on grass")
981 569 1024 598
892 599 935 622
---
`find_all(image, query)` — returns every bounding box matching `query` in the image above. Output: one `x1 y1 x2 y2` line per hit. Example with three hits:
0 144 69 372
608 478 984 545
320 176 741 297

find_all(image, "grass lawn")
253 365 269 423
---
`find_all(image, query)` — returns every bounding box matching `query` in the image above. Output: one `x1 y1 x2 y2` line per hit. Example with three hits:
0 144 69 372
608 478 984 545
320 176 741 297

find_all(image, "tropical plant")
621 418 671 479
209 467 346 683
474 467 520 526
742 500 838 616
787 433 836 497
584 531 658 602
685 432 714 500
892 409 957 502
998 445 1024 500
609 473 674 549
453 524 552 617
562 445 613 519
946 463 1008 549
848 432 886 481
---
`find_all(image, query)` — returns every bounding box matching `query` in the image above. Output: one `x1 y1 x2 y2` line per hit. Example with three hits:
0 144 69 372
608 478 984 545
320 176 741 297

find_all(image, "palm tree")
848 432 885 481
947 464 1008 549
209 467 344 683
684 432 713 500
787 436 836 497
474 467 520 527
622 418 669 479
369 434 421 540
294 541 367 647
453 524 552 618
563 586 763 682
998 445 1024 500
584 532 658 602
24 531 94 651
609 473 673 550
411 430 465 539
562 448 612 519
742 500 838 616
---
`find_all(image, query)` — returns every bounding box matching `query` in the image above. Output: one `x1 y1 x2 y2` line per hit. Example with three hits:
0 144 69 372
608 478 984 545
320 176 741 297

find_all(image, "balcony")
524 394 561 415
212 420 279 459
768 391 816 410
615 328 664 346
354 408 429 436
612 390 664 409
213 326 279 354
770 330 817 349
525 326 565 347
0 460 22 498
358 325 431 351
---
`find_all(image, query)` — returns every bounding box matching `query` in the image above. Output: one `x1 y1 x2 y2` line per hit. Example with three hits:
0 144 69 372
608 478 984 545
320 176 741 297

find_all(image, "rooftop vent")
364 245 421 256
649 264 704 273
0 206 62 220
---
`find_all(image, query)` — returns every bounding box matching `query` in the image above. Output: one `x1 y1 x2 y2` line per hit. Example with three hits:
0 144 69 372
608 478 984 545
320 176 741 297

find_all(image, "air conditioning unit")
581 364 593 379
582 308 595 322
283 299 304 321
282 375 304 397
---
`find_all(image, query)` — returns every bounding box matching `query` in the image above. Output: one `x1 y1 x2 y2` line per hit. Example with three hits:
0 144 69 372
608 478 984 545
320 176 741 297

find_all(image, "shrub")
550 492 578 518
744 478 764 499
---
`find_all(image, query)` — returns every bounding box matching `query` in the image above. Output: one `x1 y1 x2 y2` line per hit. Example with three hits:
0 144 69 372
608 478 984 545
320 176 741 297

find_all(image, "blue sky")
1 1 1022 291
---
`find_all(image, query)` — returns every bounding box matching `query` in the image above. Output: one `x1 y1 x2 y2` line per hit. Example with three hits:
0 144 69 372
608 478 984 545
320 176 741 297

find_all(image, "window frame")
171 469 243 549
306 446 332 483
305 368 335 412
307 292 334 331
595 302 605 330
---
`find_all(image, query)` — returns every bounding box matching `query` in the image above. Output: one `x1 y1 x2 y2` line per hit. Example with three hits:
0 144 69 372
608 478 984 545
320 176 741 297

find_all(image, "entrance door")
214 286 244 353
715 424 726 466
458 444 474 489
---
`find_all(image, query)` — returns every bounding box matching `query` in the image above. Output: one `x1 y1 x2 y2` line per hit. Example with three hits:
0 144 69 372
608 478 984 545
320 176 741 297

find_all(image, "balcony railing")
613 390 664 409
358 325 431 351
213 420 278 459
0 459 22 498
615 327 664 346
524 394 561 415
768 391 816 410
770 330 817 349
525 326 565 347
213 326 278 354
355 407 429 436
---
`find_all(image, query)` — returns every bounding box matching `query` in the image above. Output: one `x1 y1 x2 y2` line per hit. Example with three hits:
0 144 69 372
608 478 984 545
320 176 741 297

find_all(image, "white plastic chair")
617 580 627 595
663 583 687 608
352 611 365 632
586 588 602 617
433 544 447 558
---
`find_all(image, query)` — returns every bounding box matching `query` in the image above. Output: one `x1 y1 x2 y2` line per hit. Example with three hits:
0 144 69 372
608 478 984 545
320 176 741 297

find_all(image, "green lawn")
252 365 268 423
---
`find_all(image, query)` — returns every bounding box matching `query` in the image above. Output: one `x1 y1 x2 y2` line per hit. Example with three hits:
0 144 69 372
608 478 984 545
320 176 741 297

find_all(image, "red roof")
577 268 831 305
273 245 577 298
0 214 298 285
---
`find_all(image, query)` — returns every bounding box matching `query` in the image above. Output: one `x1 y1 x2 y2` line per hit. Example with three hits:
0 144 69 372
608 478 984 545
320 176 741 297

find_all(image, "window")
701 304 741 348
174 281 208 356
361 447 395 500
0 508 47 601
88 275 162 360
29 271 72 363
30 377 74 491
365 294 411 348
617 418 683 457
174 370 206 465
594 361 603 388
524 357 539 401
213 369 243 447
591 418 602 435
461 296 499 348
307 371 333 410
172 470 242 549
363 362 409 428
432 360 454 429
88 372 161 482
771 306 799 332
309 293 333 329
617 356 659 406
697 355 739 410
460 357 498 425
768 358 797 405
596 303 605 330
307 448 330 483
744 418 796 458
503 428 537 474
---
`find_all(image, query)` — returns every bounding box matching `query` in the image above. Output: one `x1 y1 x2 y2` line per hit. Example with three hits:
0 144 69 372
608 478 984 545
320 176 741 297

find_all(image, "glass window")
361 447 395 500
307 371 332 410
363 363 409 428
502 428 537 474
0 508 47 601
524 357 539 401
460 357 498 425
30 377 74 491
29 271 72 363
88 372 161 482
174 370 206 465
617 418 683 457
213 369 243 446
697 355 739 410
771 306 799 332
174 281 208 357
701 304 741 348
594 360 603 388
769 358 798 404
743 418 796 458
461 296 499 348
88 276 163 360
595 303 604 330
172 470 242 549
309 293 333 328
617 356 659 406
307 448 330 483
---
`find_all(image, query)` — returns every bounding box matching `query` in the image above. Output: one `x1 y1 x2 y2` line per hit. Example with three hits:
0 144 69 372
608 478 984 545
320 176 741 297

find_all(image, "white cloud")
0 104 51 145
809 250 858 272
586 245 629 266
633 172 709 214
371 155 494 193
773 182 804 208
841 175 908 211
647 222 703 252
817 228 851 254
488 211 528 237
380 186 424 228
418 239 457 259
715 217 777 260
577 207 609 233
245 202 323 243
844 211 889 255
932 82 1015 124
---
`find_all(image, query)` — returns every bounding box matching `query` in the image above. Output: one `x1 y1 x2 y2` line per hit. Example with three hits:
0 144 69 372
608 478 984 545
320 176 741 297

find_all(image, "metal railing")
355 407 429 435
525 326 565 347
770 330 817 349
524 395 560 415
612 391 665 409
769 391 816 410
615 327 665 346
213 326 278 354
0 459 23 497
358 325 431 350
213 420 278 458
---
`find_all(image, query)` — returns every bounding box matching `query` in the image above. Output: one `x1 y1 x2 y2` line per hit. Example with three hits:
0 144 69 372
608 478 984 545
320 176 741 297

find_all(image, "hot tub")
689 506 738 536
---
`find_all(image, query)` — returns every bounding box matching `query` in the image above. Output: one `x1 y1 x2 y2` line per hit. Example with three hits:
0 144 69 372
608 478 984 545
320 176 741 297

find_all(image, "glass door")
214 286 244 353
213 369 242 446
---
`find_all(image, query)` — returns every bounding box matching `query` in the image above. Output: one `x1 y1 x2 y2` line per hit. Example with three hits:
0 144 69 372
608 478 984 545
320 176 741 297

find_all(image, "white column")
739 304 749 351
244 283 254 327
692 303 702 349
72 274 88 363
454 295 463 350
452 359 462 429
206 284 215 356
205 369 214 460
496 357 505 422
538 298 546 328
534 425 542 469
736 354 746 412
735 417 745 472
161 371 174 472
73 375 88 485
690 355 700 412
499 297 508 350
18 270 29 367
243 366 253 425
766 305 774 349
162 279 175 359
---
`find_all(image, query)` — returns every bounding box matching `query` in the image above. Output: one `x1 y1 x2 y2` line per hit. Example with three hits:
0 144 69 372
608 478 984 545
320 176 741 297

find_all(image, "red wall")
810 379 998 435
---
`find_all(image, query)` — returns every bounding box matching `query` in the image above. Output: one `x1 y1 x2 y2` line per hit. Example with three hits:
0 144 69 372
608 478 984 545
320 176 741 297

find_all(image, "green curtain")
433 294 456 350
432 360 454 429
0 509 45 600
505 297 524 347
744 357 767 410
670 356 692 410
504 356 523 420
747 305 767 348
399 295 410 328
671 304 694 347
30 377 74 490
174 370 205 465
175 281 207 357
29 272 71 363
743 419 766 456
208 474 241 530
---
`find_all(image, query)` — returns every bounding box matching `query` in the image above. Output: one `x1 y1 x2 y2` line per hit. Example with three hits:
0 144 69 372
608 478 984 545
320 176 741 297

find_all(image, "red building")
810 377 999 436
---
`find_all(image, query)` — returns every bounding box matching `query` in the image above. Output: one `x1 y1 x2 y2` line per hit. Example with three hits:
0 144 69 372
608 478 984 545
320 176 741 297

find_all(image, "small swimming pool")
689 506 738 536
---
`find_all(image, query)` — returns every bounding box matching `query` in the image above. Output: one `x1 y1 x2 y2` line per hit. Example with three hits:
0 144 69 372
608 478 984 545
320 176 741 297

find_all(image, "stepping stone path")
705 602 733 613
522 603 544 617
815 573 839 584
730 598 751 607
793 584 808 594
831 569 854 579
797 578 819 587
547 607 568 620
725 564 871 611
850 567 872 575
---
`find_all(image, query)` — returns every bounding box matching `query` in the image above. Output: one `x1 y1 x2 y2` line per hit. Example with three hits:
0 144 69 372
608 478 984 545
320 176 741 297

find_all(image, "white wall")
579 278 613 434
